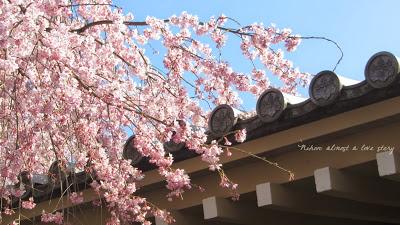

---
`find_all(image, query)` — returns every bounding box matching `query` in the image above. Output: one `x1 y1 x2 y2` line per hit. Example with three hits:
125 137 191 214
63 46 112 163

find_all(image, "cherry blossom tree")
0 0 318 224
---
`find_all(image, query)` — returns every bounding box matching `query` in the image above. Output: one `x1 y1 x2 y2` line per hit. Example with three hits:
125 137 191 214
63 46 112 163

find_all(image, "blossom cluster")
21 197 36 210
69 192 84 205
0 0 307 224
41 211 64 224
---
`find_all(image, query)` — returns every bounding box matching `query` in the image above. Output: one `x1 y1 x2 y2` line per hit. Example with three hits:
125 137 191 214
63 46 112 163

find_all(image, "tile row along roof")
8 51 400 206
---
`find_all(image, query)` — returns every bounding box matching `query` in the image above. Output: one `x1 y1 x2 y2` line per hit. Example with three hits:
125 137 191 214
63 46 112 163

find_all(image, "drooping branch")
70 18 343 72
297 36 344 72
59 3 123 9
70 19 170 34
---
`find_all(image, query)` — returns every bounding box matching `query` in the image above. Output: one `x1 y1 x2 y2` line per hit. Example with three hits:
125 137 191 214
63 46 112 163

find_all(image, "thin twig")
294 35 344 72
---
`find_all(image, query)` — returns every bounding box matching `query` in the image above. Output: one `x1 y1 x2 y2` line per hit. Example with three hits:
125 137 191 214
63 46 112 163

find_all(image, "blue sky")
113 0 400 110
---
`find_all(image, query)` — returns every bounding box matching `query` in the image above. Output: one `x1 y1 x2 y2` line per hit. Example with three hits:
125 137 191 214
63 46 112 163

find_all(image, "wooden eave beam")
256 182 400 223
202 196 257 225
314 166 400 206
155 210 202 225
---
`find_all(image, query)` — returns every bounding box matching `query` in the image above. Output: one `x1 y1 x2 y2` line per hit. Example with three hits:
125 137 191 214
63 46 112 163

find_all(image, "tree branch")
70 19 170 34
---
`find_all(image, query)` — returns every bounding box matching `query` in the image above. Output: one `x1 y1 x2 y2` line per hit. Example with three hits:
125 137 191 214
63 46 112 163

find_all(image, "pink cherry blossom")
22 197 36 210
41 211 64 224
235 129 247 143
0 1 309 224
69 192 84 205
224 137 232 146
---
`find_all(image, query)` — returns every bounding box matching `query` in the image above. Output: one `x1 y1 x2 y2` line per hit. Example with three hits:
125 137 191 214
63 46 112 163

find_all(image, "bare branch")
296 36 344 72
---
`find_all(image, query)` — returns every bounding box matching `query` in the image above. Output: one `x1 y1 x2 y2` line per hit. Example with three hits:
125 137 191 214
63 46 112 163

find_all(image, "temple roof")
10 51 400 206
